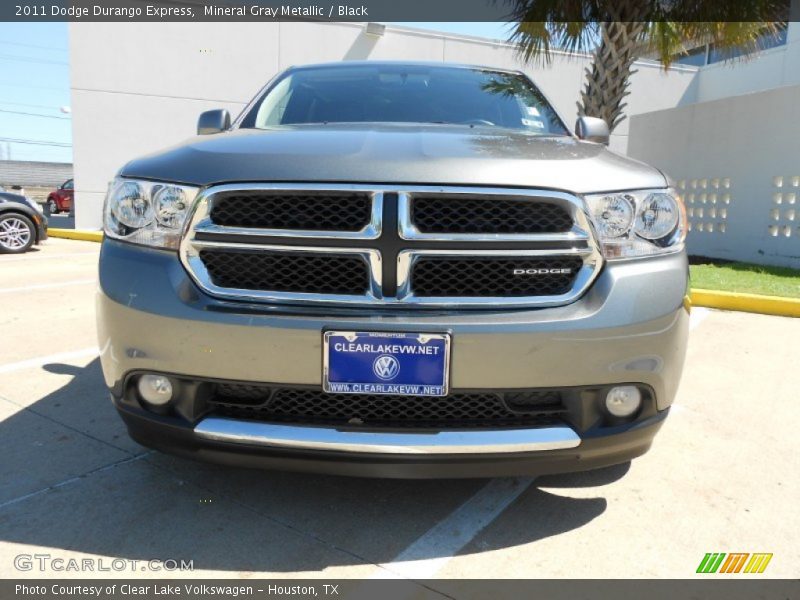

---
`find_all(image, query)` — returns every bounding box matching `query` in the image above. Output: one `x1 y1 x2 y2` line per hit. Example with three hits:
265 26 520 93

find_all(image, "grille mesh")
411 256 583 297
411 196 573 234
199 250 369 295
210 192 372 231
210 385 566 429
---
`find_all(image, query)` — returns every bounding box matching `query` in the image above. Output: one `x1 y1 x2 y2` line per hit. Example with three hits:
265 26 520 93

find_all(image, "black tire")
0 213 36 254
46 198 59 214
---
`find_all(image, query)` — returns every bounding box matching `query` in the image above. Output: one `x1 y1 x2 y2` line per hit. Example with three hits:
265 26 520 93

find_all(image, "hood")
121 124 666 194
0 191 29 204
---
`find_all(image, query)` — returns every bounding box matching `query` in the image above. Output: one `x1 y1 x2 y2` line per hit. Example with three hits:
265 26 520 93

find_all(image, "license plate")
323 331 450 397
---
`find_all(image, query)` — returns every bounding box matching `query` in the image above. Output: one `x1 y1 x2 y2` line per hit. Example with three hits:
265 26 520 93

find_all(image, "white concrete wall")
695 22 800 104
628 83 800 268
68 21 698 229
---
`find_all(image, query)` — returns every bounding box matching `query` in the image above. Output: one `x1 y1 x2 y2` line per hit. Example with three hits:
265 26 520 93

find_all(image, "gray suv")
97 62 689 478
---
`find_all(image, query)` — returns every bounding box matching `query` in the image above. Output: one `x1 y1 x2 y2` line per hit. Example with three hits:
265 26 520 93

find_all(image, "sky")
0 22 510 164
0 22 72 163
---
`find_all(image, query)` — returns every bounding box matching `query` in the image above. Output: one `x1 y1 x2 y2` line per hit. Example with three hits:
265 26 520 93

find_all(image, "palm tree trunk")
578 4 649 133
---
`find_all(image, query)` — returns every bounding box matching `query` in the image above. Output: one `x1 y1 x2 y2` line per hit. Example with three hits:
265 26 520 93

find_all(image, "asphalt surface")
44 212 76 229
0 238 797 580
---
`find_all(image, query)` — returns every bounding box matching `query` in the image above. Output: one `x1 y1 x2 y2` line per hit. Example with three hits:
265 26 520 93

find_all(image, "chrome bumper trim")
194 417 581 454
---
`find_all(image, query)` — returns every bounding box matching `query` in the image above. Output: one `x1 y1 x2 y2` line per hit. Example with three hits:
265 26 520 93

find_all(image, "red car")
46 179 73 214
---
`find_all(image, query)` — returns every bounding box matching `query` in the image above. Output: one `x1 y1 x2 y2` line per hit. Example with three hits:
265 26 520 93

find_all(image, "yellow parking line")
690 289 800 318
48 229 103 242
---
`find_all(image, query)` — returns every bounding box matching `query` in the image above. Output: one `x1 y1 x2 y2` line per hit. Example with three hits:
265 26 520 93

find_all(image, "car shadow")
0 358 625 574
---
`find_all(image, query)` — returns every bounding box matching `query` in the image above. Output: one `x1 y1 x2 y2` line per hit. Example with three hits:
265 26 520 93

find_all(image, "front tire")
46 198 59 214
0 213 36 254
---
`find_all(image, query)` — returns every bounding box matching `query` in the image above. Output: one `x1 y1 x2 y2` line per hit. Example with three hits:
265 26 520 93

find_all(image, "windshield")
242 64 569 135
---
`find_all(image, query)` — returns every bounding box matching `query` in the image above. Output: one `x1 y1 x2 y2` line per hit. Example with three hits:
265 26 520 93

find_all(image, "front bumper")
98 239 689 477
33 212 48 243
116 395 668 478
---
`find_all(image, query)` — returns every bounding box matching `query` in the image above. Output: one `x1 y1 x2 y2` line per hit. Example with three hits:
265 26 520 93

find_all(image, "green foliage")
505 1 787 131
506 1 786 69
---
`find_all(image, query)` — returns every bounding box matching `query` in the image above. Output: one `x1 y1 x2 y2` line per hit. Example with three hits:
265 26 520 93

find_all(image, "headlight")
103 178 199 249
584 189 686 259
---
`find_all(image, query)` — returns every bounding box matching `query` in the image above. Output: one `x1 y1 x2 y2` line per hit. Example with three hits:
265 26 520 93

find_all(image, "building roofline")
286 60 523 74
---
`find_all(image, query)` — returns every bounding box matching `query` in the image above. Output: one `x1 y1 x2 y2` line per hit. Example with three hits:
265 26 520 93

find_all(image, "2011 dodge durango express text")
97 62 690 478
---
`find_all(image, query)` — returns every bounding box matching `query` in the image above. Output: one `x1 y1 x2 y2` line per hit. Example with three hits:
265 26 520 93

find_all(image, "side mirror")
575 116 610 145
197 109 231 135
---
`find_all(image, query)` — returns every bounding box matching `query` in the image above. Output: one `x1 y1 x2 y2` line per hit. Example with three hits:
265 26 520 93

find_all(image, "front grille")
211 385 567 429
210 192 372 231
411 256 583 297
411 196 573 234
199 250 369 295
181 185 601 308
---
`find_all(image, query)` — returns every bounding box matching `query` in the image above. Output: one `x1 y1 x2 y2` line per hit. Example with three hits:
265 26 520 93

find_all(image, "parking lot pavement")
0 238 99 367
44 213 75 229
0 239 797 581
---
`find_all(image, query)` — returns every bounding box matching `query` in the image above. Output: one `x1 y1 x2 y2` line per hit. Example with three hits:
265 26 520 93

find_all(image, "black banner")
4 579 800 600
1 0 797 23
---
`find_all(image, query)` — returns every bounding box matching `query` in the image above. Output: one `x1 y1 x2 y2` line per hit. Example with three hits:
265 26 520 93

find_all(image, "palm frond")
505 0 790 66
503 0 791 133
505 0 600 64
509 21 597 65
643 22 688 68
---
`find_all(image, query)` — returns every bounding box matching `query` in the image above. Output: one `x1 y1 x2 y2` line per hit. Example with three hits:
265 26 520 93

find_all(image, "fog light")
137 374 174 406
605 386 641 417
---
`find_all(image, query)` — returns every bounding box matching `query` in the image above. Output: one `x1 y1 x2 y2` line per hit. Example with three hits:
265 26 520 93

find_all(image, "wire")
0 137 72 147
0 80 69 91
0 101 66 111
0 53 68 66
0 40 68 52
0 109 70 120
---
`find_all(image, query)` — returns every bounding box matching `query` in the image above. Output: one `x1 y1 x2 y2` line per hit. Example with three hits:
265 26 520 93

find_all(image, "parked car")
0 185 48 253
46 178 74 214
97 62 689 478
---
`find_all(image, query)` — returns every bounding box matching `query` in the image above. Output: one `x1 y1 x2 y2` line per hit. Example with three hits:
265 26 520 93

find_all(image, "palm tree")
506 0 788 132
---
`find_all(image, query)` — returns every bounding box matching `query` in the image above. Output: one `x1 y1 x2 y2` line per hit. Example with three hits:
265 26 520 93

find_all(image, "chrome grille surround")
184 240 383 305
398 192 583 241
187 184 384 240
209 191 375 232
180 183 603 309
398 249 591 302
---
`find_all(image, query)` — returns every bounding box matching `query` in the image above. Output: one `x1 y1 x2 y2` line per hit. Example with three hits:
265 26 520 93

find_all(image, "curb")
690 289 800 318
48 228 103 243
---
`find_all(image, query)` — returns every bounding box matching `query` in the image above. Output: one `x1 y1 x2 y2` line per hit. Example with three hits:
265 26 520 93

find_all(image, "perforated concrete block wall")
629 84 800 268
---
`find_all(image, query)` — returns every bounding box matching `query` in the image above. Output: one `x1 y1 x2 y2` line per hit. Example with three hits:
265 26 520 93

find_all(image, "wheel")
46 198 59 214
0 213 36 254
